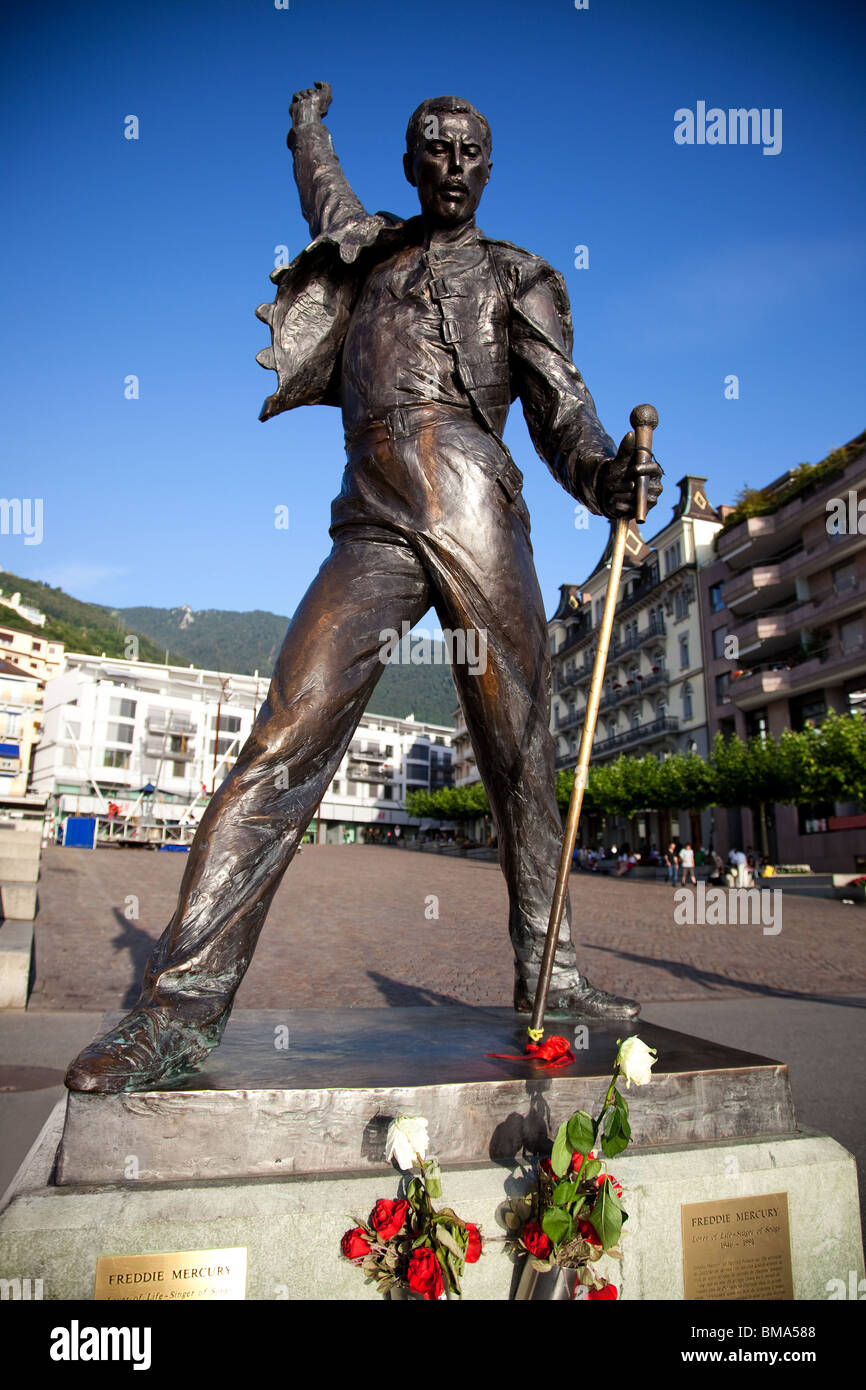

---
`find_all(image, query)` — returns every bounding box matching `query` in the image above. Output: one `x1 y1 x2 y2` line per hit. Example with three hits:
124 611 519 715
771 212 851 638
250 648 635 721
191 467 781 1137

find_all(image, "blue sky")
2 0 864 629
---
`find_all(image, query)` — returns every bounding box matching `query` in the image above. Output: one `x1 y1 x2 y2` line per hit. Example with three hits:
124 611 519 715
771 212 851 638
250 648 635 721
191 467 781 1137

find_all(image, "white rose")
385 1115 430 1170
616 1036 658 1088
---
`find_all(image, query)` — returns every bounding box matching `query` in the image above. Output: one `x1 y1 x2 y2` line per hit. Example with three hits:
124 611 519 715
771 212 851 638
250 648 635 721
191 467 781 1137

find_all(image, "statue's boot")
513 969 640 1020
64 1005 227 1093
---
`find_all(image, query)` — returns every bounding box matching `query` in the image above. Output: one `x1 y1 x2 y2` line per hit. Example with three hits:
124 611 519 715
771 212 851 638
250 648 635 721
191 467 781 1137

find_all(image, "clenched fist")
289 81 332 129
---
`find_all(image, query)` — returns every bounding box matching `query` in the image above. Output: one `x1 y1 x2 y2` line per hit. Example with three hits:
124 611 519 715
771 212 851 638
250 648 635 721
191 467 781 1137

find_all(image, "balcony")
721 544 806 613
145 742 195 761
347 766 394 783
146 715 197 736
717 459 866 569
729 638 866 709
592 715 680 757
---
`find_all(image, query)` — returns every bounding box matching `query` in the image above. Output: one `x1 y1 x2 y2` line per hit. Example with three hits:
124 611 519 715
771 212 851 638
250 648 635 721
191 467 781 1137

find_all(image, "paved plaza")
26 844 866 1012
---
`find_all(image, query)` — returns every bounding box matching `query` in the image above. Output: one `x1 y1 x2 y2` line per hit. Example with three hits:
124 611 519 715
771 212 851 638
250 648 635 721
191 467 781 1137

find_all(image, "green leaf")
542 1206 573 1248
551 1120 572 1177
435 1224 464 1260
566 1110 596 1153
406 1177 424 1209
582 1159 602 1182
423 1159 443 1200
601 1128 630 1159
601 1106 630 1159
552 1179 581 1207
588 1182 623 1251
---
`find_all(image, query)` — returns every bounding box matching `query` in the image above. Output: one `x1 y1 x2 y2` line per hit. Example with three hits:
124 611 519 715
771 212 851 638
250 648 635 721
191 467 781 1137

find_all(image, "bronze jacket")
255 121 617 513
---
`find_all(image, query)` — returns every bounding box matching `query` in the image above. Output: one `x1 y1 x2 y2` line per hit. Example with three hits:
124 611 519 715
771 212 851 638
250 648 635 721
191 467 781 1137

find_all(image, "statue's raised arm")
287 81 371 242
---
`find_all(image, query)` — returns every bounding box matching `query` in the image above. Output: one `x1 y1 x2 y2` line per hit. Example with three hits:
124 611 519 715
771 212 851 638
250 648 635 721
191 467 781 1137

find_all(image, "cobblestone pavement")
27 844 866 1012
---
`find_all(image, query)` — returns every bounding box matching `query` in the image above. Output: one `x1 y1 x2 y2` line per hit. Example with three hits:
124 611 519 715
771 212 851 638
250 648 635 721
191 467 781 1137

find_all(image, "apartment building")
700 431 866 869
32 653 453 842
451 701 480 787
548 476 723 849
0 622 64 682
0 659 43 798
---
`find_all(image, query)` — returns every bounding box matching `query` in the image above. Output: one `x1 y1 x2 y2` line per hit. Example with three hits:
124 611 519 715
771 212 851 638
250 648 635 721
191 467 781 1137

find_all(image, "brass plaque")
94 1248 247 1301
681 1193 793 1300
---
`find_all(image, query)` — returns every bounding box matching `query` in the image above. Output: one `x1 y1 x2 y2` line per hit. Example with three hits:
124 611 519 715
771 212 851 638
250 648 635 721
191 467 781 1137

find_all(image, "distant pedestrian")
730 847 747 888
665 842 679 885
679 842 696 886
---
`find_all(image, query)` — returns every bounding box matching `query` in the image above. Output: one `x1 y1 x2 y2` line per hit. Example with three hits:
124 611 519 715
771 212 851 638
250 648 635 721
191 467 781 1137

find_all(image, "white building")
32 653 453 842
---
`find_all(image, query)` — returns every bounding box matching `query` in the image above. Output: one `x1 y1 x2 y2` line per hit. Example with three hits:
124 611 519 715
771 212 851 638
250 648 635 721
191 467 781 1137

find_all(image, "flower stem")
593 1066 620 1140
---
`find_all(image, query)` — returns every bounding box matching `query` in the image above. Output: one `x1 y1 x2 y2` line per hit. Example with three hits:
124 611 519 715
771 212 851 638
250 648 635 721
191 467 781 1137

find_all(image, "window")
103 749 130 769
664 540 682 574
31 641 41 652
833 561 858 596
715 672 731 703
841 616 864 653
210 736 235 756
212 713 241 733
712 627 728 659
172 761 187 778
382 785 393 801
345 781 356 797
709 583 725 613
674 590 690 620
110 697 137 719
679 635 690 668
682 683 693 720
106 722 134 744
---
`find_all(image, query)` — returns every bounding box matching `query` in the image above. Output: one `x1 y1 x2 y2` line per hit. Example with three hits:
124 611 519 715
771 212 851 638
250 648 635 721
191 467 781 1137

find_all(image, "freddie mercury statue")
67 84 662 1091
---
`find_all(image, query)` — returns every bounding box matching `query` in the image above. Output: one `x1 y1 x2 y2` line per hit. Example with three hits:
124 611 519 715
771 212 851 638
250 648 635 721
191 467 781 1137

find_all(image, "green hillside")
120 603 458 725
0 572 183 666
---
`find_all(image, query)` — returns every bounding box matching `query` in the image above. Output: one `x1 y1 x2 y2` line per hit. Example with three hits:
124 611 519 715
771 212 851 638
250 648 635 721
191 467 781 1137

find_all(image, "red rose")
570 1150 587 1174
522 1222 553 1259
406 1247 444 1301
369 1197 409 1242
576 1218 602 1248
587 1282 618 1300
340 1227 372 1260
464 1223 482 1264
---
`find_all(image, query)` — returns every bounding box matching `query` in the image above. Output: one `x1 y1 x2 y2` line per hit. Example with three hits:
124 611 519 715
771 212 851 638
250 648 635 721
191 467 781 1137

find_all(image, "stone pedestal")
0 1007 861 1300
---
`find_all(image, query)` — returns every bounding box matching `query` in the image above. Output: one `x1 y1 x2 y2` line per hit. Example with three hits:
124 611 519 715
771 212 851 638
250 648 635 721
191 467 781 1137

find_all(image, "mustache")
439 180 469 194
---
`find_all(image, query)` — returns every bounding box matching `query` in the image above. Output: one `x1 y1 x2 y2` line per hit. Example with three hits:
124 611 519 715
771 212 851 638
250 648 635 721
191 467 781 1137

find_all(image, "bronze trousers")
138 405 579 1030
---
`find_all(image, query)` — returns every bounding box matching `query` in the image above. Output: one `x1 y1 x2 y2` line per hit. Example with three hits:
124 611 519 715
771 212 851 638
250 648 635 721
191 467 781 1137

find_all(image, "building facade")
32 653 453 842
700 432 866 870
548 476 723 850
0 658 43 798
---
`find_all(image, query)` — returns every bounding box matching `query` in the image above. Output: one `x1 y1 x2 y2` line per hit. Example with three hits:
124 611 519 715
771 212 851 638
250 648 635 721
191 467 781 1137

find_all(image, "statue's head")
404 96 492 228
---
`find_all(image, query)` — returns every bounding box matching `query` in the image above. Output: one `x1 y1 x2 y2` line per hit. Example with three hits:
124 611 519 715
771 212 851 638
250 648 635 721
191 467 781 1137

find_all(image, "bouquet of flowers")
509 1036 658 1300
340 1116 482 1300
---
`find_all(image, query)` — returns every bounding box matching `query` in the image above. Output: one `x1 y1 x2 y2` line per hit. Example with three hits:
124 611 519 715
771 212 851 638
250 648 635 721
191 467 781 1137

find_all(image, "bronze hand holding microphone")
528 405 659 1041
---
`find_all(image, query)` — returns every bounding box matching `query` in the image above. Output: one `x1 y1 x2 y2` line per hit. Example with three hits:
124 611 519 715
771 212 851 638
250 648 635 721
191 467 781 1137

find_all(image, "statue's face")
404 111 491 227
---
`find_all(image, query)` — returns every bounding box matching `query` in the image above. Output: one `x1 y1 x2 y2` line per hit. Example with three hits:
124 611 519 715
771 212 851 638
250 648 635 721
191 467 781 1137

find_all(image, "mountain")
118 604 458 725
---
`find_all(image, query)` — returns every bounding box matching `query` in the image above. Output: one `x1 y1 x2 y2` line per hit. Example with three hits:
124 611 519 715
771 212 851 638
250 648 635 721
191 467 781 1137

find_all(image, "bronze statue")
66 85 662 1092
